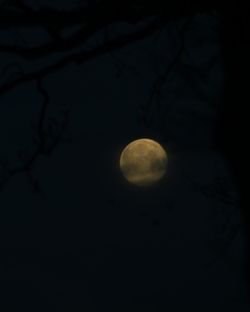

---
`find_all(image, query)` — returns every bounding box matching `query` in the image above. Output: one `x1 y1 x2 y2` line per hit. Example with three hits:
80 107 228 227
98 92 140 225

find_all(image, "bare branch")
0 17 168 95
0 2 218 59
0 20 115 59
6 0 33 12
0 78 70 194
185 174 240 208
0 1 218 28
184 172 242 267
36 78 49 152
137 17 193 128
206 215 242 268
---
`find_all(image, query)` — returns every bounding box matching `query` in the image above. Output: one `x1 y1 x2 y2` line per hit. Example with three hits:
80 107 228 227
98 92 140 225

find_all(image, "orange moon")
119 138 167 186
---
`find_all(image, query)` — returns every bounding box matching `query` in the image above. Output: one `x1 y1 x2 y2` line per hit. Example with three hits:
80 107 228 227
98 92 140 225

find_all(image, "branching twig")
104 27 141 77
137 17 193 128
7 0 33 12
184 173 242 267
0 17 168 95
0 78 70 194
36 78 49 152
0 1 217 27
185 174 240 208
0 1 218 194
0 22 111 59
206 217 242 269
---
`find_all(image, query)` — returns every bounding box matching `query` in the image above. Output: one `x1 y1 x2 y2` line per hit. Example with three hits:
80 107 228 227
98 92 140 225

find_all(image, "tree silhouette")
0 1 217 190
0 0 249 286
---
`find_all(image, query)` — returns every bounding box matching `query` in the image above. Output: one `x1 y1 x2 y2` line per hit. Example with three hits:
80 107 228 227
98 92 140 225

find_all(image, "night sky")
0 1 249 311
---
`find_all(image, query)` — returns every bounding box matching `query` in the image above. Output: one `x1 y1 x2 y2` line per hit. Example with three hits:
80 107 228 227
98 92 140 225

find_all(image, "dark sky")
0 1 249 311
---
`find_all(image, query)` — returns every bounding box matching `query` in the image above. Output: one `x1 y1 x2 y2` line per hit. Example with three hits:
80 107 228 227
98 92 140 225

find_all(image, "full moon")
119 138 167 186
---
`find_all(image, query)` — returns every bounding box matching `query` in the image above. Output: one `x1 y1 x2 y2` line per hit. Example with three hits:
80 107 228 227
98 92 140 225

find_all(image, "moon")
119 138 167 186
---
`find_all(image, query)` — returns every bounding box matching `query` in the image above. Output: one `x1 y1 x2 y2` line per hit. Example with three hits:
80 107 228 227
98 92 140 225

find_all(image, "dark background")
0 1 249 311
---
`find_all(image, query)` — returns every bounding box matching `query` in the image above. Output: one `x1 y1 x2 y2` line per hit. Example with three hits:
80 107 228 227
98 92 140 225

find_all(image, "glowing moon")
119 138 167 186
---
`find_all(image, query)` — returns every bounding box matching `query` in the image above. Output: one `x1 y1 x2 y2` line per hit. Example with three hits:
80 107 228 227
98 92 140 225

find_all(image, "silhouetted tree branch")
185 173 242 267
137 16 193 128
0 0 244 285
0 1 218 194
0 17 169 95
0 1 218 27
0 78 71 194
0 0 218 67
0 1 218 94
